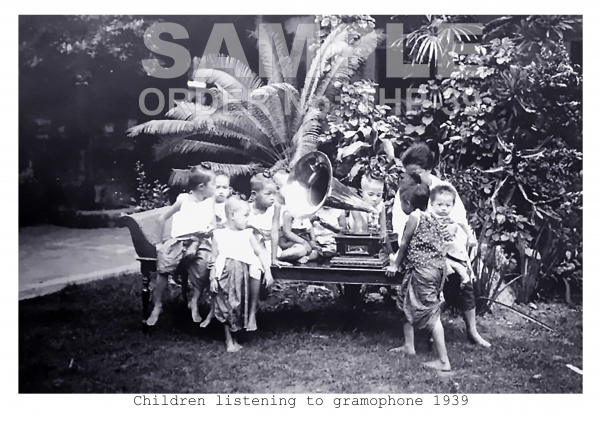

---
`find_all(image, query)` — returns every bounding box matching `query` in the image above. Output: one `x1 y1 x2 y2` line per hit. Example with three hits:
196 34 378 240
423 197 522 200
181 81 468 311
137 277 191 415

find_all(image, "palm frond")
289 111 321 166
255 19 297 86
302 27 383 113
301 24 351 109
190 54 264 93
127 120 199 138
200 162 262 177
153 139 249 161
168 168 192 187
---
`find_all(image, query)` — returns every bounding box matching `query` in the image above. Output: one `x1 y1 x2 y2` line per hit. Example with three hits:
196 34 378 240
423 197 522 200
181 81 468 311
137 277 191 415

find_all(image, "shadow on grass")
19 274 582 394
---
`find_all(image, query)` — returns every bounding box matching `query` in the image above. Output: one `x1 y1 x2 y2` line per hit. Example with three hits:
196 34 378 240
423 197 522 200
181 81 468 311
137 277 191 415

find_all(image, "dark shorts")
442 272 476 312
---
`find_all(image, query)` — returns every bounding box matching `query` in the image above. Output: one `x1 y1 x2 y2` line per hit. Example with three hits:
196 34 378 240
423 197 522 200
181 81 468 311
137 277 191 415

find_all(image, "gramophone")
282 152 389 269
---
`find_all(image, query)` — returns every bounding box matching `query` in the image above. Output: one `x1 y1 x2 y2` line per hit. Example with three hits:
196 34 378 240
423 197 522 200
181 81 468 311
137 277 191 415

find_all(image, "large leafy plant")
127 19 384 182
398 17 582 307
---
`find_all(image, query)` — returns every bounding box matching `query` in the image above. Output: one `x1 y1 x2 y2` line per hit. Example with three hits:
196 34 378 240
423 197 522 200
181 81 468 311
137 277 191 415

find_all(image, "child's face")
360 178 384 207
430 192 455 217
254 182 277 209
230 203 250 230
214 175 231 203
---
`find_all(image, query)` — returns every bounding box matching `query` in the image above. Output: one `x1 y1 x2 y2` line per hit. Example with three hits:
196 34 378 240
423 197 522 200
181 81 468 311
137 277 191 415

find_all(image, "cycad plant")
127 20 384 183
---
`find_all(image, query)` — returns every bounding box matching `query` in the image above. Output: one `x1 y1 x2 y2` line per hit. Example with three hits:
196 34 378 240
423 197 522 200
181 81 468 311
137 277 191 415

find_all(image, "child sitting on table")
210 196 274 350
311 206 347 257
348 172 393 254
148 166 216 326
271 169 322 264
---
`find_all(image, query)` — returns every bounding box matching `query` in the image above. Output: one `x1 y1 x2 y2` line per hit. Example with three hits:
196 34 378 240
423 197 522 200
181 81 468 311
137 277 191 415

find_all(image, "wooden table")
270 259 397 285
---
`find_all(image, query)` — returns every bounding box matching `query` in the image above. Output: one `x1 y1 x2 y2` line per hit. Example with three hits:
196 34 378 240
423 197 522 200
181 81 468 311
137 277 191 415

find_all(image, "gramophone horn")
282 151 377 219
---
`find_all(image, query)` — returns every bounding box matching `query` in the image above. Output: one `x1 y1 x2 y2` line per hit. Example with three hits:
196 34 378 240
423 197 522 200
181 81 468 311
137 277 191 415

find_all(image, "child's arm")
157 194 184 245
457 221 477 248
270 204 289 266
338 211 348 232
250 234 274 287
379 205 393 254
209 236 220 292
349 210 368 233
282 211 311 252
385 212 419 276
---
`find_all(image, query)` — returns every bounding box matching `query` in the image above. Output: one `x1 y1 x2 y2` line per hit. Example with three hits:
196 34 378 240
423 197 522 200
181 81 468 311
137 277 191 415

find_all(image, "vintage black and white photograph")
18 13 583 394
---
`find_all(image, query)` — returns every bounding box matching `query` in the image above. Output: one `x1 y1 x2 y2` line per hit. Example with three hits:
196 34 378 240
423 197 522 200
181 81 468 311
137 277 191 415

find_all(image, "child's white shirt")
213 227 263 279
170 193 215 238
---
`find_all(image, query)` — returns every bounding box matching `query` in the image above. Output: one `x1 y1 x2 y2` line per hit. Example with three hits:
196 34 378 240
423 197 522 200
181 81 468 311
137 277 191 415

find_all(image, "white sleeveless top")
213 228 262 277
248 204 276 236
170 193 215 238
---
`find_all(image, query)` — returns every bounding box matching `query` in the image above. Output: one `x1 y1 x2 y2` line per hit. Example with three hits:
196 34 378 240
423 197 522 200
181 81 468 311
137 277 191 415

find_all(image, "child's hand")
210 278 218 292
272 259 292 268
264 271 274 287
385 264 399 277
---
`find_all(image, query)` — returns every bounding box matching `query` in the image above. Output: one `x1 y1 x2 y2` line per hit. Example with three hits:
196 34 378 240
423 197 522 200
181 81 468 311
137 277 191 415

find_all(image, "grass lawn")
19 275 582 393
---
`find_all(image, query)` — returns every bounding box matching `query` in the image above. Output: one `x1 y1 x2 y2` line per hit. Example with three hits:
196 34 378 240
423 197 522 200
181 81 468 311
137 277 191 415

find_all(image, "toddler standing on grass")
148 166 216 326
385 173 452 372
210 196 274 351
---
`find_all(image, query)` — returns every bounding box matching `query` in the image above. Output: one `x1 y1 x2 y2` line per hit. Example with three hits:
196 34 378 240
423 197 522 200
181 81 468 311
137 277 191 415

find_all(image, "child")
385 173 452 372
210 196 274 352
429 184 474 286
148 166 216 326
348 172 394 253
271 169 321 263
213 171 232 228
310 206 347 257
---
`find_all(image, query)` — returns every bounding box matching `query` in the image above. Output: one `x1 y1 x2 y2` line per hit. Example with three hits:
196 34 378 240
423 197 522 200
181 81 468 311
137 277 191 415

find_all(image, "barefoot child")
272 169 321 263
210 196 274 352
148 166 216 326
385 173 452 371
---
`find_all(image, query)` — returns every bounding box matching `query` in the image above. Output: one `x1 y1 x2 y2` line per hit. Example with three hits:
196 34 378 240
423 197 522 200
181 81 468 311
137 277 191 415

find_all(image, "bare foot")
189 302 202 323
226 343 243 353
387 345 416 355
298 256 309 264
247 315 257 332
423 359 452 371
199 313 213 328
467 332 491 348
146 305 162 326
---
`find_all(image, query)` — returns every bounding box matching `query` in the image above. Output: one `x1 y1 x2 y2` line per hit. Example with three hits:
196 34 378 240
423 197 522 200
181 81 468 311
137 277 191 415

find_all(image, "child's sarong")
396 264 446 332
156 236 211 292
213 258 250 332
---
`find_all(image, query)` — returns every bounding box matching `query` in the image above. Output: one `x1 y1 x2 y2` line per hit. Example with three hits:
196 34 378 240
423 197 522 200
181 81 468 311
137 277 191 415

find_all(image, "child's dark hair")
430 184 457 204
188 166 215 189
402 140 440 171
400 173 429 211
214 170 230 181
250 173 276 193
